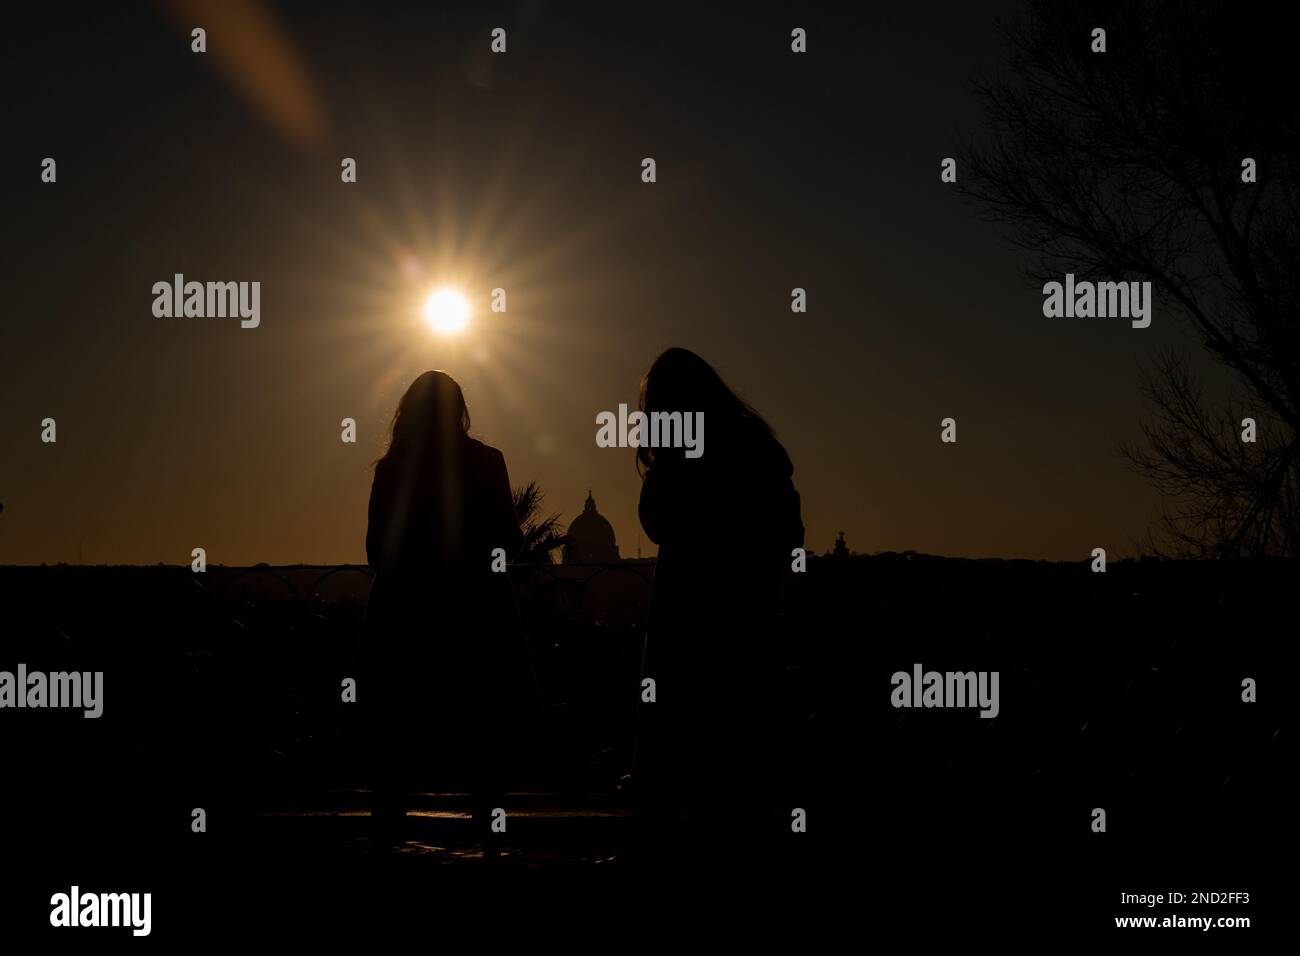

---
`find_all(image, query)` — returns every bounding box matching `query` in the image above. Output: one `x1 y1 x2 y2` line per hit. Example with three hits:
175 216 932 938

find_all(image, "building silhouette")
832 531 850 558
563 490 620 564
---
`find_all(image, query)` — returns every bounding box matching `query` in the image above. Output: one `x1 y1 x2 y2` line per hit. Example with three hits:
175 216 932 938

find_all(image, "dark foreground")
0 557 1290 940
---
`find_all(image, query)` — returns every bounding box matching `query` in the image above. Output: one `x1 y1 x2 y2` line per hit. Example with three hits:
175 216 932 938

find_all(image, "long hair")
636 347 774 475
374 370 471 469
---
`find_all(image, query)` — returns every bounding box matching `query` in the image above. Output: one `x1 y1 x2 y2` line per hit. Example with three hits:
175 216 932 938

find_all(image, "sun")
423 287 471 335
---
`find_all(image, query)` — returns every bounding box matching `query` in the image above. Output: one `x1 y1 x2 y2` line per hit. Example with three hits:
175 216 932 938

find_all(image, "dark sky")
1 0 1202 564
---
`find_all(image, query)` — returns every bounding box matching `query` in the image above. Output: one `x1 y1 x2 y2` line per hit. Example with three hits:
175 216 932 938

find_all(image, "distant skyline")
1 2 1225 565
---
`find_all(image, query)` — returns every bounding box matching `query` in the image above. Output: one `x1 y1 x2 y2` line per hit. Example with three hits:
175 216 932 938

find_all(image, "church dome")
564 490 620 564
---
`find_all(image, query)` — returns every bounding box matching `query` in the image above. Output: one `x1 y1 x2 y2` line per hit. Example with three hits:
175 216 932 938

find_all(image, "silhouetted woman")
634 347 804 859
363 370 526 847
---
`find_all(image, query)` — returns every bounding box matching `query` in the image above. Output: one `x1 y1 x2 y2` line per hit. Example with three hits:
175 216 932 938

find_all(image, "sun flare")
423 287 471 335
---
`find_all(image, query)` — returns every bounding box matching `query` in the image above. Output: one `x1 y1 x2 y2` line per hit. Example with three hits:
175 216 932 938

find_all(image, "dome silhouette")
563 490 620 564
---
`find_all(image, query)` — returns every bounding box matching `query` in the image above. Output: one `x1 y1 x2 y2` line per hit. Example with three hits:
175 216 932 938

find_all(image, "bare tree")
961 0 1300 556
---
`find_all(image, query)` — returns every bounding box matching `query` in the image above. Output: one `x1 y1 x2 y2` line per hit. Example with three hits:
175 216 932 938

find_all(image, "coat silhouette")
633 348 804 855
362 371 528 844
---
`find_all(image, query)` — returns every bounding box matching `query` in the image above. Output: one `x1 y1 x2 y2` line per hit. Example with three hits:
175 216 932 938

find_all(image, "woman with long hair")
634 347 804 859
363 370 526 849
